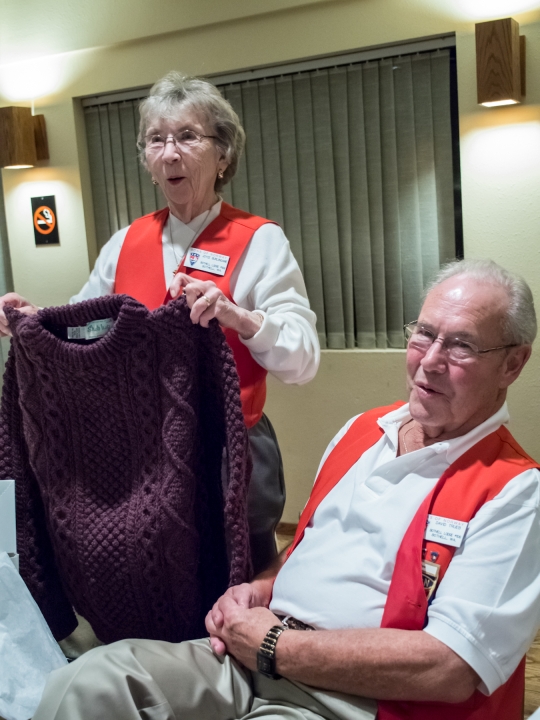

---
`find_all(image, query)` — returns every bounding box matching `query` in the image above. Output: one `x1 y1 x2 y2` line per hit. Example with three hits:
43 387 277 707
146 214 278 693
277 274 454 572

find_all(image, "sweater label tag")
425 514 468 547
67 318 114 341
183 248 229 276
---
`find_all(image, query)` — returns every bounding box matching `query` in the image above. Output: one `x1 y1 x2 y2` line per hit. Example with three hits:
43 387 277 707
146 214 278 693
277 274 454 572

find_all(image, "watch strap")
257 624 287 679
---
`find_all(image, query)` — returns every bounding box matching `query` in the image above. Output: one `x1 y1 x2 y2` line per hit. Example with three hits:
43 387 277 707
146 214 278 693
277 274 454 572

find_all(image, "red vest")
115 203 276 428
287 403 539 720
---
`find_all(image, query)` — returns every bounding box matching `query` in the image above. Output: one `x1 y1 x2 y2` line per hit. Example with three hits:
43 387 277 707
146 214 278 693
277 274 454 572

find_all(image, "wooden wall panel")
0 106 37 167
33 114 49 161
476 18 521 105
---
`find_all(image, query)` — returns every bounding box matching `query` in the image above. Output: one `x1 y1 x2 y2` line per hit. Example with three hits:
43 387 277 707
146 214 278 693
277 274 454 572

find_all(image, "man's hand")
206 593 281 670
0 293 39 337
205 580 274 656
204 548 480 703
169 273 263 339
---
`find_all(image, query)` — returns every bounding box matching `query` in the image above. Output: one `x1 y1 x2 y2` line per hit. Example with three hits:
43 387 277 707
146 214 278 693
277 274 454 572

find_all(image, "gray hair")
425 258 537 346
137 71 245 192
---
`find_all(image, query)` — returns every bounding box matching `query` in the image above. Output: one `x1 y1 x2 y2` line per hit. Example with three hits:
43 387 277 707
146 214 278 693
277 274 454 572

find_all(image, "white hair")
137 71 245 192
425 258 537 346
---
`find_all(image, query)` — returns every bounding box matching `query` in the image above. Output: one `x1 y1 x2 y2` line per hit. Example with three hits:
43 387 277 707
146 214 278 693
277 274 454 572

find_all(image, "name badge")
424 514 468 548
184 248 230 276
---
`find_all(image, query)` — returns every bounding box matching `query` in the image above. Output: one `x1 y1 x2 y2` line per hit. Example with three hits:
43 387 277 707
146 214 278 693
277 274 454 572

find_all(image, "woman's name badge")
184 249 230 276
425 514 468 547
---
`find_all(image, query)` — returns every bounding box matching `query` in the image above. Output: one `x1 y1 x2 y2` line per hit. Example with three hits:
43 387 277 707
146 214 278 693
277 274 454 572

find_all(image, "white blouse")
71 200 320 385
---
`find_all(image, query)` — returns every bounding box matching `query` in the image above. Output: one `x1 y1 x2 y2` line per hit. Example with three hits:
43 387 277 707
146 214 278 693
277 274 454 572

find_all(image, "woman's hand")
170 273 263 339
0 293 39 337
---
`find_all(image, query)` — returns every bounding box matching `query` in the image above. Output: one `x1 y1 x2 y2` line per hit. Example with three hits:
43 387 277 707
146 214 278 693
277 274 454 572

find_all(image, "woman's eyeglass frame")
141 129 219 152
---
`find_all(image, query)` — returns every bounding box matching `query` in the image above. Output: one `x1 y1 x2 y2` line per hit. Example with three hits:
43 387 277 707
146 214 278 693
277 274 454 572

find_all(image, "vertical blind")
83 48 458 349
85 102 164 248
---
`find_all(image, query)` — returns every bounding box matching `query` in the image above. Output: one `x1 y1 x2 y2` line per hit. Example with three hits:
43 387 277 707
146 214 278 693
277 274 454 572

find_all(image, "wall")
456 22 540 481
2 0 540 520
266 351 408 521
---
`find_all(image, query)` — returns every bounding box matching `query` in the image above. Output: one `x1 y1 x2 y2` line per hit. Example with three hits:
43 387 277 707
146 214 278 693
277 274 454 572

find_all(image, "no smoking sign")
31 195 60 245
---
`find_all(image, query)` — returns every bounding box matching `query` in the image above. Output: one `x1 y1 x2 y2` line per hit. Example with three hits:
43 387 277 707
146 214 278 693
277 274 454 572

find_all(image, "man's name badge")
184 248 230 276
422 560 440 601
425 514 468 547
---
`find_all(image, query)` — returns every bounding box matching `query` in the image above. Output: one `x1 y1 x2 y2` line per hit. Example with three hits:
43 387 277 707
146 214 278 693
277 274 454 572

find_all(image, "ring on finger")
201 295 212 306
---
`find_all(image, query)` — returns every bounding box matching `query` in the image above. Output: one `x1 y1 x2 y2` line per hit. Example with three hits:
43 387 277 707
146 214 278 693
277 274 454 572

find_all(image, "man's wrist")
249 576 274 607
257 624 288 679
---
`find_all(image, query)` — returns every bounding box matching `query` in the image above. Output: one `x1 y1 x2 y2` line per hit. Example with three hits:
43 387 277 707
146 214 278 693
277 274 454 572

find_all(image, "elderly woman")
0 72 319 575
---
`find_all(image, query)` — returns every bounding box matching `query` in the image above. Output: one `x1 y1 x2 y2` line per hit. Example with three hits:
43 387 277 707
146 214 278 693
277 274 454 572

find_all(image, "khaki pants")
34 638 377 720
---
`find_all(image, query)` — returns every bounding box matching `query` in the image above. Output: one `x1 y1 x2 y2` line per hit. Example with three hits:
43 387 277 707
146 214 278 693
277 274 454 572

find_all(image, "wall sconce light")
476 17 526 107
0 106 50 169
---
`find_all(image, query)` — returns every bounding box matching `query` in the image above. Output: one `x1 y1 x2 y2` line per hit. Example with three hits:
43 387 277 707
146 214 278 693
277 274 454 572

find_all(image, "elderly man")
35 259 540 720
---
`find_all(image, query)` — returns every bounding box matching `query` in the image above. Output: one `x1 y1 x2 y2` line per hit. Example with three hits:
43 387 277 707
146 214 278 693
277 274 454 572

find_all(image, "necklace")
169 206 213 276
401 419 416 454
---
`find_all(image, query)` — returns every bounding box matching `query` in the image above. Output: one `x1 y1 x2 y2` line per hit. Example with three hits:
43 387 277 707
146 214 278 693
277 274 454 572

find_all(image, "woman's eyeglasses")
143 129 218 151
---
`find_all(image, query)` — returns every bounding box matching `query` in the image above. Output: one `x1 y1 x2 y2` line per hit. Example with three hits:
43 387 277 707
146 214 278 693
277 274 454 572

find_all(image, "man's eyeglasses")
143 129 219 151
404 321 517 363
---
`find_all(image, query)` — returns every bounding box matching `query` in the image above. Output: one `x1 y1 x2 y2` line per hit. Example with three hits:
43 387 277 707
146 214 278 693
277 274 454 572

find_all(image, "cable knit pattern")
0 295 251 643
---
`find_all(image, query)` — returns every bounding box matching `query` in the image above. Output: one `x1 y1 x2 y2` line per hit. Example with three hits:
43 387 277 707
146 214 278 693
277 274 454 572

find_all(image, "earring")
217 170 224 180
152 178 159 186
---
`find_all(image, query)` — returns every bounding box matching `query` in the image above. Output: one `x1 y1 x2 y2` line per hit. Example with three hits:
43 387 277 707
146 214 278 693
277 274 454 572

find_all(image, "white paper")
0 552 67 720
0 480 16 554
183 248 229 276
425 514 468 547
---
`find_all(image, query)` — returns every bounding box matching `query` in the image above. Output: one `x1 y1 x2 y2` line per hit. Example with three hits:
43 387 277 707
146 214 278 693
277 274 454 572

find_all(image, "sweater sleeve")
0 347 77 640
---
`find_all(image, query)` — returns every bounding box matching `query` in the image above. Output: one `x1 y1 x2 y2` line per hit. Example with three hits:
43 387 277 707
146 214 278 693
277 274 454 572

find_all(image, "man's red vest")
115 203 275 428
287 403 539 720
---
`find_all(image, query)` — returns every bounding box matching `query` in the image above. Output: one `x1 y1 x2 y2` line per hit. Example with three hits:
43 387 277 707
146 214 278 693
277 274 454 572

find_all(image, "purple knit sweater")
0 295 251 643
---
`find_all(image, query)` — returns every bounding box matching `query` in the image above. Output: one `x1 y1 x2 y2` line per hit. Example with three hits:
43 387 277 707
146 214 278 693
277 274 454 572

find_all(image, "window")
82 35 462 349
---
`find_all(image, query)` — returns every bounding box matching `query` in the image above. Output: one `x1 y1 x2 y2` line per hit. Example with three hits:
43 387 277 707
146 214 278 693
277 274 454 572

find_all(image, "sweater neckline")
9 295 174 369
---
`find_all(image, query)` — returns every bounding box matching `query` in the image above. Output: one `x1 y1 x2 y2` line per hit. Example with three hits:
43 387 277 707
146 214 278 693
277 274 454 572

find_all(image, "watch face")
258 654 273 674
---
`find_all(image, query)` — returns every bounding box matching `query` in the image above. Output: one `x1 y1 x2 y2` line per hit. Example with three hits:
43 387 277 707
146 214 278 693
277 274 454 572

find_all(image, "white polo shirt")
270 403 540 695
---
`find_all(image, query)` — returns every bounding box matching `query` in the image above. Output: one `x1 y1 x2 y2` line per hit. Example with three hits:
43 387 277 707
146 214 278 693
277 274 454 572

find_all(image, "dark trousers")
247 414 285 575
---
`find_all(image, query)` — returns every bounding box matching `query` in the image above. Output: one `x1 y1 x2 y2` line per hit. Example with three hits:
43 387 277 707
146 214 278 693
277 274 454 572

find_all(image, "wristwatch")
257 624 287 679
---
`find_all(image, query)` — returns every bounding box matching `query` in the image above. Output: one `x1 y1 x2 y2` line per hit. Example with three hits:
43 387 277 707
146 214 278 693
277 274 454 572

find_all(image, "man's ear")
499 345 532 389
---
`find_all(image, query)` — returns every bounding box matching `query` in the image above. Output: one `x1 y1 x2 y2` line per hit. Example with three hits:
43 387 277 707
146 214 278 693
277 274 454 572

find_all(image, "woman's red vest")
287 402 539 720
115 203 275 428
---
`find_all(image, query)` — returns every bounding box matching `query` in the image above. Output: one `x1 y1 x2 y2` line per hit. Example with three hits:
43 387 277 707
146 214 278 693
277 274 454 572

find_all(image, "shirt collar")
378 401 510 465
168 198 222 243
